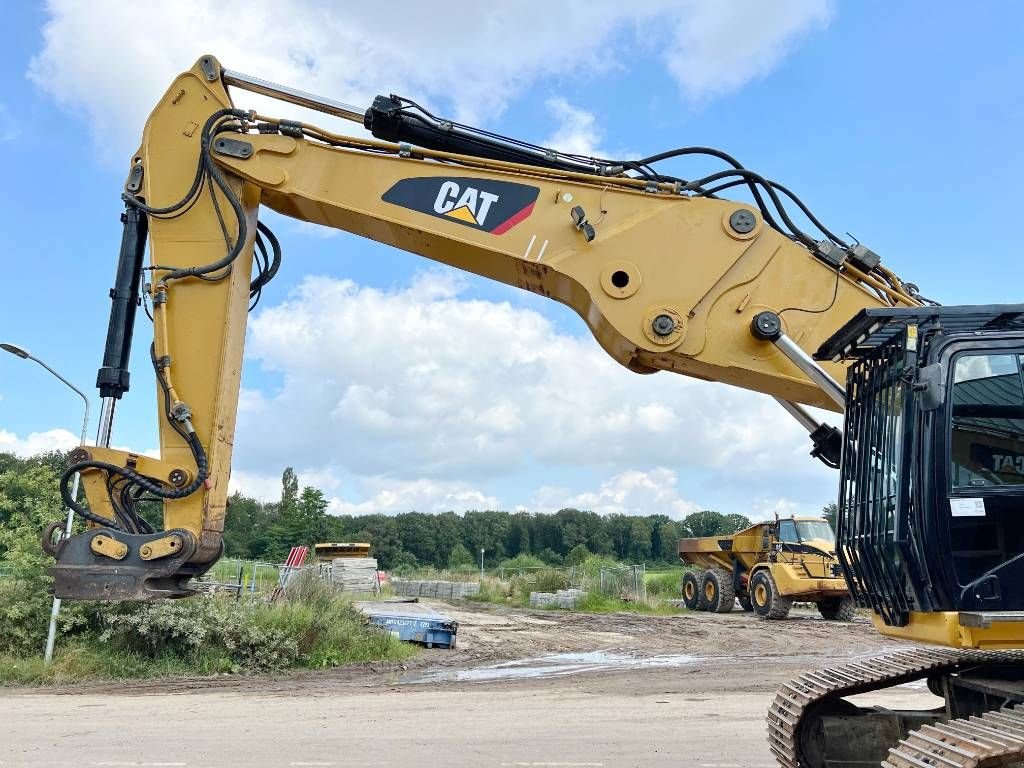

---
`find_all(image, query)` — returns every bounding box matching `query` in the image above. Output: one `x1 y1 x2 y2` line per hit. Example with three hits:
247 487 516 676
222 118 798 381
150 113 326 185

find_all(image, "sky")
1 1 1022 521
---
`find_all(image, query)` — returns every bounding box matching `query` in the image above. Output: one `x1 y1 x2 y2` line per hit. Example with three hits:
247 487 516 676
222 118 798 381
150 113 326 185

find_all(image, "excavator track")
768 648 1024 768
883 706 1024 768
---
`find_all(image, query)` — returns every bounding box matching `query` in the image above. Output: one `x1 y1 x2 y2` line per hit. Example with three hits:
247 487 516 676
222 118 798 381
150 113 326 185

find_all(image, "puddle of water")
404 651 701 684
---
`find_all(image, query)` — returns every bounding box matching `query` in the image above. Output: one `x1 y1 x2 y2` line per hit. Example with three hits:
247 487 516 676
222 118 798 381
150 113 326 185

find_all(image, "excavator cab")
818 305 1024 636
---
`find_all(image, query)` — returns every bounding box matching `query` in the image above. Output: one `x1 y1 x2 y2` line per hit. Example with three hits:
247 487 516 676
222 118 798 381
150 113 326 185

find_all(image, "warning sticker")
950 497 986 517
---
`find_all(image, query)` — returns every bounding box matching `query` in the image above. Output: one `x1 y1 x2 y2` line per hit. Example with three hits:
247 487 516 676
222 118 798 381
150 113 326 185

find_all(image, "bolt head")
652 314 676 337
729 209 757 234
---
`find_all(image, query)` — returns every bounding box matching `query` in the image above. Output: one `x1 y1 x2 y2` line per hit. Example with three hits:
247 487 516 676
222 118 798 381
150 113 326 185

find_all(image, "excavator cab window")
949 352 1024 489
944 349 1024 603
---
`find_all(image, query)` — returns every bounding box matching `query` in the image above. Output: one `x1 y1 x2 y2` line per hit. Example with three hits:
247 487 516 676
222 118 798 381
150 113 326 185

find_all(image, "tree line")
0 455 776 571
221 468 757 569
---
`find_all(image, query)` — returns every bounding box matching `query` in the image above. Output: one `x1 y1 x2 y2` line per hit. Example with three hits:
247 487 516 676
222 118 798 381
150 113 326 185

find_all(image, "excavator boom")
49 55 918 600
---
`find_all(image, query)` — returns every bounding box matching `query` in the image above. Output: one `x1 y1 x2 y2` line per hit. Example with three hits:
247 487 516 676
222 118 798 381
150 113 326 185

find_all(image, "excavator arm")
49 55 918 599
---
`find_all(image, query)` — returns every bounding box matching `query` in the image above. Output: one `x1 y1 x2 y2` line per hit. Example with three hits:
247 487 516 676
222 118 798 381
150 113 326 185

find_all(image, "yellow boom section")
65 56 914 598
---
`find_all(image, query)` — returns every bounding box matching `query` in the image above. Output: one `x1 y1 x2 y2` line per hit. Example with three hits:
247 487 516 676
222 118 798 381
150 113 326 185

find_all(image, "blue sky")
1 2 1022 519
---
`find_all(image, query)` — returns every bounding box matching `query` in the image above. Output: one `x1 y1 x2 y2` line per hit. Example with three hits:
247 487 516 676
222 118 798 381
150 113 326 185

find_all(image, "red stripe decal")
490 201 535 235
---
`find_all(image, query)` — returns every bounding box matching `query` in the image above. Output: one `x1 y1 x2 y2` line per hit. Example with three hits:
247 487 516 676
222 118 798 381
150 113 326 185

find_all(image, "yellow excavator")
43 56 1024 766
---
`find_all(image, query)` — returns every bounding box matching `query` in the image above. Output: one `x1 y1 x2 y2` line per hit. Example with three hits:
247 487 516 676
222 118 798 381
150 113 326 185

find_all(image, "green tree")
822 502 839 530
655 521 681 562
537 547 562 565
682 510 726 537
721 513 752 534
565 543 591 566
447 542 474 569
627 517 652 562
396 512 438 566
0 456 65 653
280 467 299 514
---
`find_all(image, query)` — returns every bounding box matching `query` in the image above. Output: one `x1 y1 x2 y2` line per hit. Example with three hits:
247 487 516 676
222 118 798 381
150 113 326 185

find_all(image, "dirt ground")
0 602 927 768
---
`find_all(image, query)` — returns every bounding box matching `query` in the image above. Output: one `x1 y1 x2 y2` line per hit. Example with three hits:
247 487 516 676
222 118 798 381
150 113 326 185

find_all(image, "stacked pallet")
331 557 379 592
391 579 480 599
530 588 587 610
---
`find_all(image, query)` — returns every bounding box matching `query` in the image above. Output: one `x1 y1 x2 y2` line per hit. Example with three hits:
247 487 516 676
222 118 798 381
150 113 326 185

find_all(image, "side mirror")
917 363 944 411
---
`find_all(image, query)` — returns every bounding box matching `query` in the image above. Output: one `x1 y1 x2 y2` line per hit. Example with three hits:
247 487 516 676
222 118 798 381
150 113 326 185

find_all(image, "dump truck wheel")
750 570 792 619
701 568 735 613
681 571 701 610
817 595 856 621
738 594 753 612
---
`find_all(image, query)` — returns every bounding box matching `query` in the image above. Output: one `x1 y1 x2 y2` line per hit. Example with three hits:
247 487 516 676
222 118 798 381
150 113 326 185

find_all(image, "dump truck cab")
678 516 851 620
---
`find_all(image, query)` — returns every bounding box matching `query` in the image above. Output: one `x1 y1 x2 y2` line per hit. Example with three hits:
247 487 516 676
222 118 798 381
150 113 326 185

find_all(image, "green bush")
532 569 570 593
576 554 621 578
96 575 410 673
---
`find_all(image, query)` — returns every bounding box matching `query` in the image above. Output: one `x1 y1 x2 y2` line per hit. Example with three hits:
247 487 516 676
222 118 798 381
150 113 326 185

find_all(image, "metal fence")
597 563 647 602
194 558 289 595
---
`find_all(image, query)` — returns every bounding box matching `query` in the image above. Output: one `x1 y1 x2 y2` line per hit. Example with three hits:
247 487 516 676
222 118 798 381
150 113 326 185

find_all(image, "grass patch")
465 574 516 605
574 592 684 616
644 570 685 598
0 576 414 687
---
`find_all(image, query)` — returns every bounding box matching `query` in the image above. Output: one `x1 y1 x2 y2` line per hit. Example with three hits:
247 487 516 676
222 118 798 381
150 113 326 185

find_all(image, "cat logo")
382 176 539 234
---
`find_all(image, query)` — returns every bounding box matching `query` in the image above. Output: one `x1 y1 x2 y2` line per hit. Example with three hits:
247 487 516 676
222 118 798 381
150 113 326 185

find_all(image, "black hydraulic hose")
682 169 817 248
767 180 848 248
158 141 248 281
59 433 208 528
123 109 247 217
631 146 781 231
249 220 282 294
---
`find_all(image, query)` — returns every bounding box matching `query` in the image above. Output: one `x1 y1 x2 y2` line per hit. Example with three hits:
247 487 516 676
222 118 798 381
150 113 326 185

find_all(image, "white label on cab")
950 497 986 517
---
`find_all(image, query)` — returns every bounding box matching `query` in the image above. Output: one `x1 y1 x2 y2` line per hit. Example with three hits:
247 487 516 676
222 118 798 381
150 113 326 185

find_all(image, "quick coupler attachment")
45 526 200 601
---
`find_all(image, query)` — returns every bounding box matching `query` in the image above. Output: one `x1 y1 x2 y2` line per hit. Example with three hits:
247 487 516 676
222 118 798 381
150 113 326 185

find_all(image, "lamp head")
0 342 30 359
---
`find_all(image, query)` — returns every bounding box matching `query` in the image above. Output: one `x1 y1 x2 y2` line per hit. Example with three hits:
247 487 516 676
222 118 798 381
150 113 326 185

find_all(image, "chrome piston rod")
222 68 365 124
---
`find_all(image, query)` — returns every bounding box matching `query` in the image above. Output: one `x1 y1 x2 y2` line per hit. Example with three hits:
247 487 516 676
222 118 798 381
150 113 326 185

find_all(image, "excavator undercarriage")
770 648 1024 767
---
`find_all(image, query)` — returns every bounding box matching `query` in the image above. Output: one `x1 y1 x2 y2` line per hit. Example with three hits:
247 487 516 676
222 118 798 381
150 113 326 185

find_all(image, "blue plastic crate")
367 612 458 649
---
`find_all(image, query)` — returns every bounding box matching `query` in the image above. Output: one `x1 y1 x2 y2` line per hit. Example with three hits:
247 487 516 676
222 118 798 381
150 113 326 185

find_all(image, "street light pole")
480 548 485 580
0 343 90 664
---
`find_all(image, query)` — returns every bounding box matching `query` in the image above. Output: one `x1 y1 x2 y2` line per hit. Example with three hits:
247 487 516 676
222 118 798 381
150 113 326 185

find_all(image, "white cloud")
531 468 701 519
227 272 831 514
328 478 500 516
0 428 78 456
664 1 833 101
29 1 832 160
544 98 604 157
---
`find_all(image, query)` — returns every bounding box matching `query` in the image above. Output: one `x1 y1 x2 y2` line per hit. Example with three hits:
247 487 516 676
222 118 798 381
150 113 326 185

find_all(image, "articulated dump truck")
678 517 854 620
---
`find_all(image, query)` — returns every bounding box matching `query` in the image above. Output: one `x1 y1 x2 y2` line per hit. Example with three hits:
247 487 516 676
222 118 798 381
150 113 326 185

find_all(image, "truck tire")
817 595 856 621
750 570 792 619
682 571 701 610
738 594 753 612
701 568 736 613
